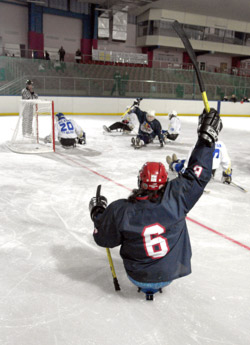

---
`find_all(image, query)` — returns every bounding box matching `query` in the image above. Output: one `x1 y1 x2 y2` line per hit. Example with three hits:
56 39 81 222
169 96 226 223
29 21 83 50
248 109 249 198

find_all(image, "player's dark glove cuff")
89 195 108 221
222 170 232 184
198 108 222 147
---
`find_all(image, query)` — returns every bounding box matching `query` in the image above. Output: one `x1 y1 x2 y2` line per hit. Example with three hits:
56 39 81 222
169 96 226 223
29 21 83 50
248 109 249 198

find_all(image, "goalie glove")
89 185 108 221
198 108 222 147
222 170 232 184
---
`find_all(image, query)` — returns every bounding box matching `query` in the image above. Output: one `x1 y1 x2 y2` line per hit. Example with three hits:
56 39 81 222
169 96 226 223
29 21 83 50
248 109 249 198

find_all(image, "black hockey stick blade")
113 277 121 291
96 185 101 199
172 20 210 113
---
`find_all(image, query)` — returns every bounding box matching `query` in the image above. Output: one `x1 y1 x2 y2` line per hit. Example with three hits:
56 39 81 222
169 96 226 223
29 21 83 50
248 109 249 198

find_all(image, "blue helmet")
56 113 65 121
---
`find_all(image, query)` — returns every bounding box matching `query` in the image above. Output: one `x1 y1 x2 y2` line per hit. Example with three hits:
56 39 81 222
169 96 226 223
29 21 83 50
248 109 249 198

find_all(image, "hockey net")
7 99 55 154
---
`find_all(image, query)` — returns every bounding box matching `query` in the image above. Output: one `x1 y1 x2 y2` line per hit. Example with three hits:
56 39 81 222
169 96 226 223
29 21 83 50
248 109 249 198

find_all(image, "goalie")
45 113 86 148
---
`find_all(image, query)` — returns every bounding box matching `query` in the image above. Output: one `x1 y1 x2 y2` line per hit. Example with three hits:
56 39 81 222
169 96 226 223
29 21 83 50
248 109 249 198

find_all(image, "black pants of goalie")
59 138 76 147
109 122 132 132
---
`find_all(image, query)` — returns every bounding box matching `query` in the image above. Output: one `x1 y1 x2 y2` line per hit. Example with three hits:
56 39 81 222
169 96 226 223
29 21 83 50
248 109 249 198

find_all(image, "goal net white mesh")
7 99 55 154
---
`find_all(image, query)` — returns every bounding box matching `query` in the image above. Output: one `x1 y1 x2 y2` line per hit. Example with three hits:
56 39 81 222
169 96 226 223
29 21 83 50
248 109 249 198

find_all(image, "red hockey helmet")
138 162 168 191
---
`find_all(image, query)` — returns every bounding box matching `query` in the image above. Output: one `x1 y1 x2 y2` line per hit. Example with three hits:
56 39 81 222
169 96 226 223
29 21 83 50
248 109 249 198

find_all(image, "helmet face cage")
138 162 168 191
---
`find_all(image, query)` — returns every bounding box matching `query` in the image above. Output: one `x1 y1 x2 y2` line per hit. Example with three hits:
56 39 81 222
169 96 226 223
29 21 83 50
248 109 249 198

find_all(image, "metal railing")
1 74 250 100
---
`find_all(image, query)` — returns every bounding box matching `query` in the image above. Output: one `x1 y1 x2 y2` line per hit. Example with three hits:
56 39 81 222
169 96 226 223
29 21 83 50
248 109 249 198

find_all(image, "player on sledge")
103 106 138 134
162 110 181 142
89 107 222 300
45 113 86 148
166 110 232 184
130 99 165 149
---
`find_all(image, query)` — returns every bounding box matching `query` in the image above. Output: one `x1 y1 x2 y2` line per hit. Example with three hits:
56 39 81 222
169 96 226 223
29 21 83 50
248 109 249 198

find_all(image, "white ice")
0 113 250 345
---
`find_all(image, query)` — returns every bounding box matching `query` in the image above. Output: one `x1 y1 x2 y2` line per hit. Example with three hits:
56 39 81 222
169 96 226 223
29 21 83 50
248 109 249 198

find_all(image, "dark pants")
137 133 154 144
109 122 131 131
59 138 76 147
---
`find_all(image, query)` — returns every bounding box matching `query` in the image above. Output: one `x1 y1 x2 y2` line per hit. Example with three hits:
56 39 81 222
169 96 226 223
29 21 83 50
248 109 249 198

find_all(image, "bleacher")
1 56 250 99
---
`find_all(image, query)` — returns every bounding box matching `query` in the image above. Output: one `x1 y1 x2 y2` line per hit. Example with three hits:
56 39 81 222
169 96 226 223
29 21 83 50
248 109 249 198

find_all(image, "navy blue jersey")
93 139 214 283
133 107 164 143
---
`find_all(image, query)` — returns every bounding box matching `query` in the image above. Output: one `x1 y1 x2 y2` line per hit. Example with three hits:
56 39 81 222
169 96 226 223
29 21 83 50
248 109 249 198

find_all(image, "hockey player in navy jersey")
166 110 232 184
130 99 165 149
167 140 232 184
89 108 222 300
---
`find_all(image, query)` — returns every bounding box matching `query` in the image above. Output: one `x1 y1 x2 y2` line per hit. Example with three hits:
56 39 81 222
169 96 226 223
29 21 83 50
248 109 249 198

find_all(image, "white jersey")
212 140 231 173
168 116 181 134
185 140 231 173
56 118 83 140
122 111 138 130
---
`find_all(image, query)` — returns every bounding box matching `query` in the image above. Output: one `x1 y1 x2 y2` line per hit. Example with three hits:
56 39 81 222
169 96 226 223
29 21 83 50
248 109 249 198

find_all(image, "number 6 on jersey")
142 223 169 259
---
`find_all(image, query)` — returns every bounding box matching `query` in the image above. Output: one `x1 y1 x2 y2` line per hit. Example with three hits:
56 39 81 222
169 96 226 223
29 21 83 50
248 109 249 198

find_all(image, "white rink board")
1 96 250 116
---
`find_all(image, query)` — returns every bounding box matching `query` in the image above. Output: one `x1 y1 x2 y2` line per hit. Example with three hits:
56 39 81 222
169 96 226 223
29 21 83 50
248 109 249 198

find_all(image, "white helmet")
146 110 156 122
168 110 177 119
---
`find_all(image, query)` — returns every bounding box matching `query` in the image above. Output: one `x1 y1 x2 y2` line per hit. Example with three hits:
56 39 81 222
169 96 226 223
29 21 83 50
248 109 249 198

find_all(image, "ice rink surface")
0 113 250 345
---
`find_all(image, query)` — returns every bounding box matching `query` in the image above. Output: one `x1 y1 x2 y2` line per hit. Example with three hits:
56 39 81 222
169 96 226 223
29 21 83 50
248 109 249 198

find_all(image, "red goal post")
7 99 55 154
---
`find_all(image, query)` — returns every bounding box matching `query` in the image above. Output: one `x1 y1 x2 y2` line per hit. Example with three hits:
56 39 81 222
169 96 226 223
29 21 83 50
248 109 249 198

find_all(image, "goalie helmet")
56 113 66 121
138 162 168 191
146 110 156 122
168 110 177 120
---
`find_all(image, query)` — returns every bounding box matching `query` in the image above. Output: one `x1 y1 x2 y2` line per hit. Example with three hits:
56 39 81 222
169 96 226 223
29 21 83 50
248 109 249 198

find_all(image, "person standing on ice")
89 108 222 300
130 98 165 149
21 79 38 136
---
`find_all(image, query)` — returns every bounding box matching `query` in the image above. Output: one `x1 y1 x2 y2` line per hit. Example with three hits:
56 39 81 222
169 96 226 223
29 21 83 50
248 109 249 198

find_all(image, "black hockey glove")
89 185 108 221
78 133 86 145
78 137 85 145
198 108 222 147
222 170 232 184
133 98 143 107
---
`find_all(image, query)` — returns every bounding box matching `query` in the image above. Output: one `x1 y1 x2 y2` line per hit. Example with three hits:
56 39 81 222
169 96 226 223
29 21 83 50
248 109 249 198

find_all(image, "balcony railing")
1 74 250 101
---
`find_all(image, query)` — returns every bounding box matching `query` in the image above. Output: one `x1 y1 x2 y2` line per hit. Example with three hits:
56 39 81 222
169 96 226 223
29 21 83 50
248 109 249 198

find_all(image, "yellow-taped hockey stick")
121 98 143 118
106 248 121 291
95 185 120 291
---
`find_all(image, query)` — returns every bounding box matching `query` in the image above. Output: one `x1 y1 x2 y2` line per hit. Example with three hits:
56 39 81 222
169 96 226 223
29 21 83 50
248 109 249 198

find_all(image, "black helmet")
26 80 33 85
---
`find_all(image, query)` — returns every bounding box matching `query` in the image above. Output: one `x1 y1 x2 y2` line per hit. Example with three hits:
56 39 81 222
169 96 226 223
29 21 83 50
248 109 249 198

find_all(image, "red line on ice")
57 152 250 252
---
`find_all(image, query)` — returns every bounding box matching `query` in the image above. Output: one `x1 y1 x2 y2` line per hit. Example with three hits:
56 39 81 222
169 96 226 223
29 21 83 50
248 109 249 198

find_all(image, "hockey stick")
121 98 143 118
228 181 248 193
96 185 121 291
171 21 210 113
106 248 121 291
